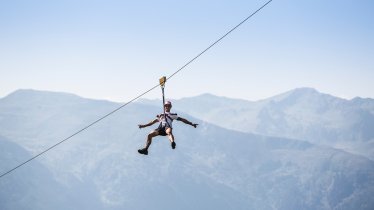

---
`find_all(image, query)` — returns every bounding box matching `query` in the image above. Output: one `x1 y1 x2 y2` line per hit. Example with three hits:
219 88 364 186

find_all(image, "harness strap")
158 113 173 128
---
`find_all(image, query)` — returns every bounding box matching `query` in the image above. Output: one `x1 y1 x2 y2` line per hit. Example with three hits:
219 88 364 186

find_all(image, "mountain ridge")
1 88 374 210
145 88 374 160
3 88 373 159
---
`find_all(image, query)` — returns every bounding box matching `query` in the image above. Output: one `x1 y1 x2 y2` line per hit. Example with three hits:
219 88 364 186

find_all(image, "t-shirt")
158 112 178 128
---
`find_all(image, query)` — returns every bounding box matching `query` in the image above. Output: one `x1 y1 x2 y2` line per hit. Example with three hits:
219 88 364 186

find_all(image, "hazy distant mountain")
145 88 374 159
0 136 102 210
1 89 374 210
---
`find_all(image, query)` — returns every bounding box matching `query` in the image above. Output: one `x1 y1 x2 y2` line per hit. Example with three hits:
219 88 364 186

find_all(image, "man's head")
164 101 172 111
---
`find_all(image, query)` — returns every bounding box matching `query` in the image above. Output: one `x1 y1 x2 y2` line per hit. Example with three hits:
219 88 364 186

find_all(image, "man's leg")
145 130 159 149
138 130 159 155
165 128 176 149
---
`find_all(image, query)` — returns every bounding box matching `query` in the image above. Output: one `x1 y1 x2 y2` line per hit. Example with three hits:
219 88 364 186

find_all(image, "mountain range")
0 88 373 210
140 87 374 160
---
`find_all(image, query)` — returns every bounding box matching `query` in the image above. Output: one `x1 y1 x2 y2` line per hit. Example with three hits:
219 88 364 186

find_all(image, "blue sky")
1 0 373 102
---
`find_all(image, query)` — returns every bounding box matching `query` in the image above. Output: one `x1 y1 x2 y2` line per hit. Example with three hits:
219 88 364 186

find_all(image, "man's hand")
192 123 198 128
138 124 144 129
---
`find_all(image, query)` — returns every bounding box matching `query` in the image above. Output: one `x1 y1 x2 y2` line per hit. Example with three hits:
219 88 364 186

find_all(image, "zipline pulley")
159 76 166 88
159 76 167 108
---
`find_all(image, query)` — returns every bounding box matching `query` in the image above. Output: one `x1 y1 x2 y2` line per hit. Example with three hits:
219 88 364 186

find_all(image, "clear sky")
1 0 373 102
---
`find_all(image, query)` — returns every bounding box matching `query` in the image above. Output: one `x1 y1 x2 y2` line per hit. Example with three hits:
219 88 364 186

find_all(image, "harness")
158 113 174 128
158 113 173 129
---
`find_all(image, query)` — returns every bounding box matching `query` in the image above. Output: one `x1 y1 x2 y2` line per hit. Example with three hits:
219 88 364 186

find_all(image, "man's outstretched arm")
138 119 159 129
177 117 198 128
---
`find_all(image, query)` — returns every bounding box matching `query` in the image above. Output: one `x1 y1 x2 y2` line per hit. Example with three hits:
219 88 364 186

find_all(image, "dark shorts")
155 125 171 136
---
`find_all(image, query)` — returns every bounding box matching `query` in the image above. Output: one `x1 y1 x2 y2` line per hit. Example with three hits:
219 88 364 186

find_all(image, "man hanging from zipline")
137 100 198 155
137 76 198 155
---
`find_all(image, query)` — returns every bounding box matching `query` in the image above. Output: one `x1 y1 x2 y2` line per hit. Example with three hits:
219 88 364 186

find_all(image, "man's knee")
166 129 174 137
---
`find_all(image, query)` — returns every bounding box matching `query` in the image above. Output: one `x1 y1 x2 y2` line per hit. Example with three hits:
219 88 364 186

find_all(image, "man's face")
164 104 171 112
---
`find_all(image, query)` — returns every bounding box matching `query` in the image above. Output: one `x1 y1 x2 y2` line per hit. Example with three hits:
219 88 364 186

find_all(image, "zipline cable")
167 0 273 81
0 84 160 179
0 0 273 179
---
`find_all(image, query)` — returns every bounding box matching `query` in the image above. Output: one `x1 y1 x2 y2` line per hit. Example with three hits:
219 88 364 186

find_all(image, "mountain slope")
0 89 373 210
0 136 103 210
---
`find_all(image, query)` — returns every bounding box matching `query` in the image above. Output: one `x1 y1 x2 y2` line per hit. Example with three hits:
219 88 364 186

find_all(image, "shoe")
171 142 176 149
138 148 148 155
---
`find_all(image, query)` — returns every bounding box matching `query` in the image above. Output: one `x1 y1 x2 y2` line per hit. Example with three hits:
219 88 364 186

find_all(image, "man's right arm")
138 119 159 129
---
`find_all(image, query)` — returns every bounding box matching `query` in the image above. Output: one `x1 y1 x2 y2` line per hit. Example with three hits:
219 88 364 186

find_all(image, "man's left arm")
177 117 198 128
